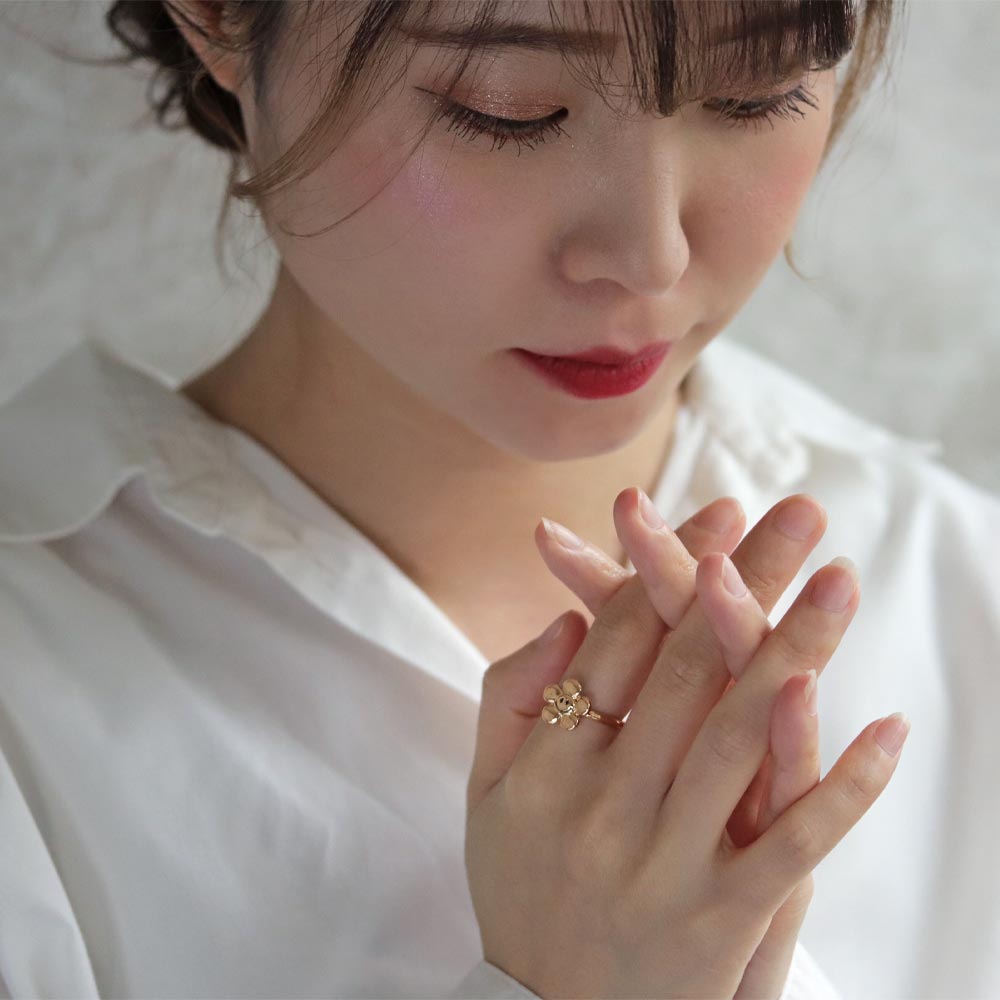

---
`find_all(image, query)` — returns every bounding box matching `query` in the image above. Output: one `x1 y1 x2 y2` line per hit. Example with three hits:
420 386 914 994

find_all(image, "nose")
555 146 690 300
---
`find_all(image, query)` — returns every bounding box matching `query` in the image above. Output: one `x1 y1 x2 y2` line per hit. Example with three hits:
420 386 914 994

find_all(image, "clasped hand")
465 490 907 999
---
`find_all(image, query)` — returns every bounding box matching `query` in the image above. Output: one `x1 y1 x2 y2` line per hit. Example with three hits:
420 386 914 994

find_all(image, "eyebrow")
396 18 796 55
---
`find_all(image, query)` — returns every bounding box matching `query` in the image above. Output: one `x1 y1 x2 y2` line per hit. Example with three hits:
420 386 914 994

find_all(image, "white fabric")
0 333 996 998
448 943 843 1000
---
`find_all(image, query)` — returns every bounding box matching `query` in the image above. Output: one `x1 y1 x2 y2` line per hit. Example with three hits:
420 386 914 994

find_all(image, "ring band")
541 678 626 731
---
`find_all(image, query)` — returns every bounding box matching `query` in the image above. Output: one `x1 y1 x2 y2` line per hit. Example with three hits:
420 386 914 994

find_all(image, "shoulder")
693 336 1000 577
697 336 949 466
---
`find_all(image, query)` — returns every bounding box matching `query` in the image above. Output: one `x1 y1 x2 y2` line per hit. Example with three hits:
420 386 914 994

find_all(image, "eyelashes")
708 84 821 131
426 84 821 155
430 100 570 154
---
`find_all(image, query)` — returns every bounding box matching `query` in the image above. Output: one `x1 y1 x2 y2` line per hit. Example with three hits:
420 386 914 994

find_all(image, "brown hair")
102 0 905 276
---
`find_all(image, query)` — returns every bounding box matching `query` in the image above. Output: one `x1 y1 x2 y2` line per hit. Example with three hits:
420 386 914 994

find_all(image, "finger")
519 492 745 763
727 712 911 918
736 670 821 996
517 554 666 763
734 876 814 1000
725 752 771 850
532 493 746 621
533 518 630 618
666 556 859 847
726 671 819 863
692 552 778 848
607 494 827 806
467 610 589 811
692 551 773 682
615 490 746 630
757 670 820 835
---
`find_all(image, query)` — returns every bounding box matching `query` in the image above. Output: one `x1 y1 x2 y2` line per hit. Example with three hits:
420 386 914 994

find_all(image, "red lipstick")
553 342 669 365
513 342 672 399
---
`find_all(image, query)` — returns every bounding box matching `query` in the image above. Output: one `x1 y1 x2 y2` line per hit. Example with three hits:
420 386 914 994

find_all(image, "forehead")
395 0 822 108
397 0 805 54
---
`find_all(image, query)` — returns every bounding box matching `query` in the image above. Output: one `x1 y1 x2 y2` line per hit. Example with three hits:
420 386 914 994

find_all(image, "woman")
0 1 997 997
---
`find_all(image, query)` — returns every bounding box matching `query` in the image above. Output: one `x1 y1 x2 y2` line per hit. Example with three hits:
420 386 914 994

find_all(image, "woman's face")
239 0 838 461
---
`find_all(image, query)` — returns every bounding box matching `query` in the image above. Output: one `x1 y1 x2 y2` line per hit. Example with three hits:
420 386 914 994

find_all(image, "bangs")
232 0 880 244
393 0 858 115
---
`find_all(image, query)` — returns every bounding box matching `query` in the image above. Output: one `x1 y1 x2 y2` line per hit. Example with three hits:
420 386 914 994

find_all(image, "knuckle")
727 866 771 918
588 581 652 654
780 815 822 866
730 559 772 601
705 710 756 768
706 871 771 948
657 547 696 586
503 756 556 822
571 801 629 882
660 628 719 695
838 758 883 806
642 553 696 614
766 623 822 671
783 874 815 917
794 874 816 906
770 877 815 932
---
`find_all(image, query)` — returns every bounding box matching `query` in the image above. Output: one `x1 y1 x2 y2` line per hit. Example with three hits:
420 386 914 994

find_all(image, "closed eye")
420 78 821 154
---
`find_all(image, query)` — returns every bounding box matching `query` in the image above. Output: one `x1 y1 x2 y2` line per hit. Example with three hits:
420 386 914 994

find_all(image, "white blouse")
0 334 996 999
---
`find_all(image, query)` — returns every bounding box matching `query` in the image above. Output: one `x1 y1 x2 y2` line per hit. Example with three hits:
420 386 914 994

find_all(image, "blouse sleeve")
448 940 842 999
0 742 100 999
781 940 844 999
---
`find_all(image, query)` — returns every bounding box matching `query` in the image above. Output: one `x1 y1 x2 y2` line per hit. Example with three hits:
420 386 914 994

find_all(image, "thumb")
467 609 587 813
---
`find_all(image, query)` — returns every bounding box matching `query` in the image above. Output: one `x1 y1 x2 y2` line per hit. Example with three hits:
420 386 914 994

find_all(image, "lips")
513 342 672 399
536 342 669 365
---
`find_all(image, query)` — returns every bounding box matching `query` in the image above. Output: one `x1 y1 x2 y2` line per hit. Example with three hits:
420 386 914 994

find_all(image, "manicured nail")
774 499 820 540
638 489 665 530
541 517 584 550
803 669 818 716
720 554 748 597
875 712 910 756
810 557 857 613
692 498 738 535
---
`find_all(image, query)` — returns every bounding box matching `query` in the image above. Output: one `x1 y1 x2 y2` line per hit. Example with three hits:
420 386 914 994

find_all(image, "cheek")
747 77 837 231
368 143 534 321
769 136 828 208
385 148 473 227
262 123 528 367
380 141 517 260
753 145 824 231
698 130 828 286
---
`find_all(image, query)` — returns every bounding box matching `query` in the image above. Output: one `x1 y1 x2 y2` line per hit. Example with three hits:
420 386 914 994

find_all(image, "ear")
162 0 246 96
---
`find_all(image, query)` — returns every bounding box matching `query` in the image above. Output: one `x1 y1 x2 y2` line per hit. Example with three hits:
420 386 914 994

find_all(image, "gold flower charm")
541 678 591 731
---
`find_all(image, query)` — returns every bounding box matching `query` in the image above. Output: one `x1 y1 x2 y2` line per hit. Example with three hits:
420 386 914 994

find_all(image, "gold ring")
541 678 625 731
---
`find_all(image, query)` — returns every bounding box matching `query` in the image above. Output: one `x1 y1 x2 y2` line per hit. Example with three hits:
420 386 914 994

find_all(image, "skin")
468 487 906 998
170 0 839 663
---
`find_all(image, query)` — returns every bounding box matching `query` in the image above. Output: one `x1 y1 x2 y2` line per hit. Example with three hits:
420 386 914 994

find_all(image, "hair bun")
105 0 246 152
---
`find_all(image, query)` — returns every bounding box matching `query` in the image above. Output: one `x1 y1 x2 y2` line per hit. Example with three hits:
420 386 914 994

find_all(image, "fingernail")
638 489 665 530
720 554 748 597
692 498 738 534
803 669 818 716
875 712 910 756
541 517 584 550
810 557 857 613
774 499 820 540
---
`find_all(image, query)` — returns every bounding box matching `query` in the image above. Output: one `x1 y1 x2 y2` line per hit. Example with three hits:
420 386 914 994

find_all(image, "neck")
180 267 685 644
